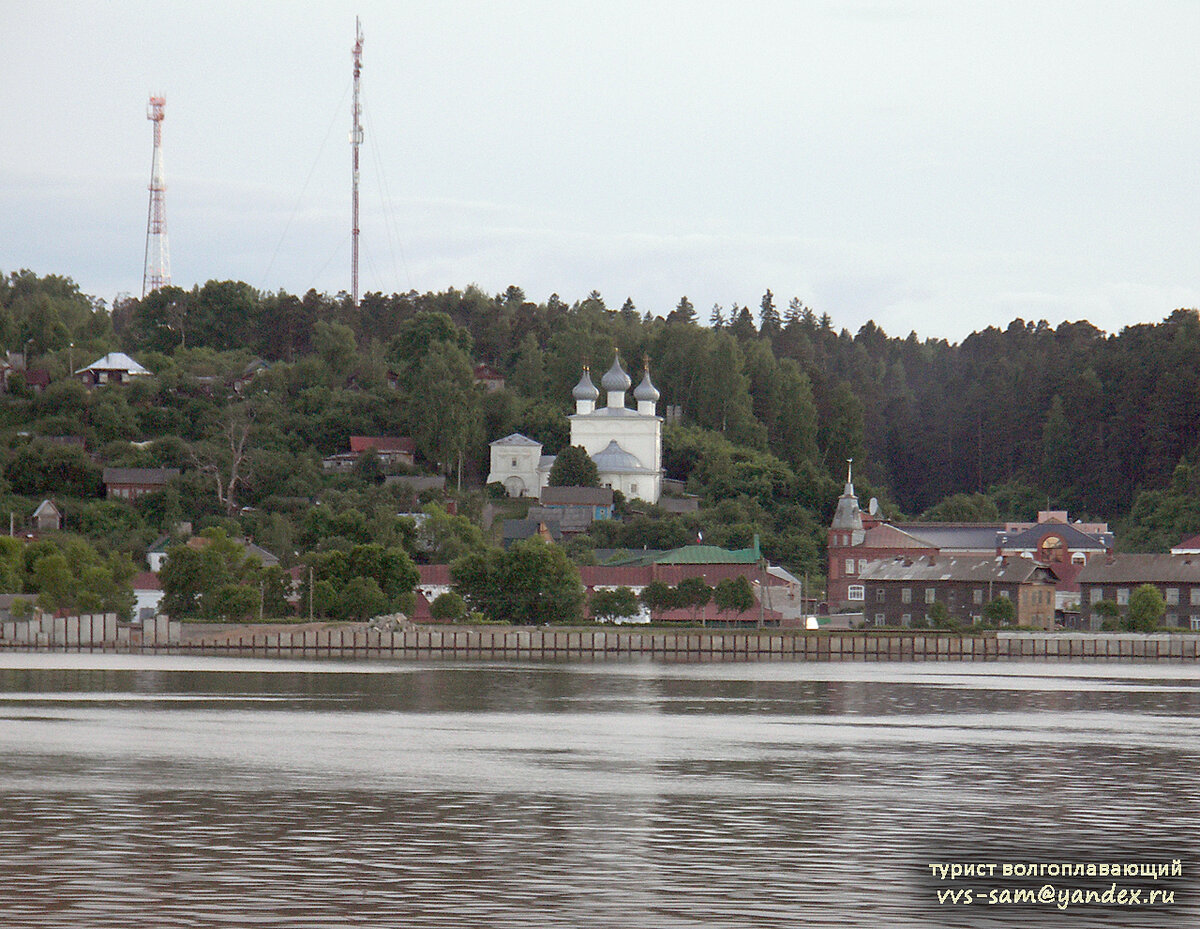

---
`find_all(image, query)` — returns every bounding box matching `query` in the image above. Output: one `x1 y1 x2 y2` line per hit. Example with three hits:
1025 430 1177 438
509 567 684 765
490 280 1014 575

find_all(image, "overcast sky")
3 1 1199 340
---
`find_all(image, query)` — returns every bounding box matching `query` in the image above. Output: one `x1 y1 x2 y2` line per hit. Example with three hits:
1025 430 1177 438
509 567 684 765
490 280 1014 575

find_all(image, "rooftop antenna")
350 17 364 307
142 96 171 297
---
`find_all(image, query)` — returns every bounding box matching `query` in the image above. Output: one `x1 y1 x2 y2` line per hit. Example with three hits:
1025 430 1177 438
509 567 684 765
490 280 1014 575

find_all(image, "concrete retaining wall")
3 623 1199 661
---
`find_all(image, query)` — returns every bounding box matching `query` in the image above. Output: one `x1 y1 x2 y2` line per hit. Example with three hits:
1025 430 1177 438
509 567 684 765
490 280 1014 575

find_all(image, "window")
1072 553 1087 565
630 483 638 495
875 613 885 625
1117 588 1129 606
1090 588 1103 604
973 588 983 605
511 458 518 468
1167 588 1179 606
1166 613 1178 627
901 613 912 626
971 615 982 625
1192 616 1200 632
845 559 855 575
858 559 867 574
925 588 936 604
1192 589 1200 607
902 588 912 604
999 590 1010 599
847 585 864 601
875 588 885 603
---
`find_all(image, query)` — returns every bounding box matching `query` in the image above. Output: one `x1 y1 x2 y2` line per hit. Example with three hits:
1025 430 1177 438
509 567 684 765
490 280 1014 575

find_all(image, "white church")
487 353 663 504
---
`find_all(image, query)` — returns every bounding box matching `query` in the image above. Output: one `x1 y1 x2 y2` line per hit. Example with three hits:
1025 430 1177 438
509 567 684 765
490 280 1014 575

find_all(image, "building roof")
1077 554 1200 585
633 368 660 403
601 354 631 392
860 523 935 550
349 436 415 455
102 467 180 485
591 440 653 474
540 486 614 506
527 505 594 533
132 571 162 591
1171 534 1200 554
416 563 451 586
491 433 542 448
859 554 1053 584
76 352 150 376
997 521 1112 551
473 363 504 381
654 541 761 565
895 523 1006 551
32 499 60 517
572 368 600 401
502 518 562 543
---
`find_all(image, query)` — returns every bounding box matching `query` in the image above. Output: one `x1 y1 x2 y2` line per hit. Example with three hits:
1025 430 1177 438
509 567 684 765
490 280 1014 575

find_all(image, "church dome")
601 354 632 392
633 369 659 403
572 367 599 401
591 440 644 472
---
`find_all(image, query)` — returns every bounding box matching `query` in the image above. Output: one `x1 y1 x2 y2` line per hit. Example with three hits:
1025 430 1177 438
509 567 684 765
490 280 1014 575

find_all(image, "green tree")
675 576 712 622
548 445 599 487
409 341 480 476
590 586 640 622
417 505 488 564
452 539 584 624
430 590 467 622
928 600 955 629
312 319 358 381
983 595 1016 627
639 580 677 621
338 576 389 621
1126 584 1165 632
714 576 755 617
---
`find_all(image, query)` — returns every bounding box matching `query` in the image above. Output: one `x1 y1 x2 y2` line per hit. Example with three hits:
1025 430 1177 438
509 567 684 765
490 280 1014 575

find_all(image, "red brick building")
827 468 1112 612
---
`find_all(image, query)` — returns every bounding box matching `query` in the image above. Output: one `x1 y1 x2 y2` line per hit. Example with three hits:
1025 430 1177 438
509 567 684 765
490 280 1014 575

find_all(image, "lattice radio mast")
350 18 364 307
142 95 171 297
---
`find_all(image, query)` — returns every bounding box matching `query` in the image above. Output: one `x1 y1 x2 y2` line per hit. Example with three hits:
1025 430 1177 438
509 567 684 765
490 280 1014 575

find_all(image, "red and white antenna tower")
142 95 171 297
350 18 364 307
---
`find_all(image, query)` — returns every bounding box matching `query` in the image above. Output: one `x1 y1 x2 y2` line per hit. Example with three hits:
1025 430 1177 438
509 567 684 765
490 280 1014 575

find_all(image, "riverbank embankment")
4 614 1200 660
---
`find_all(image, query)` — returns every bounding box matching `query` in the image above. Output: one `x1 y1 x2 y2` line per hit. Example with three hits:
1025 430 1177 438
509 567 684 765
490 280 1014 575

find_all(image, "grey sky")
3 1 1198 340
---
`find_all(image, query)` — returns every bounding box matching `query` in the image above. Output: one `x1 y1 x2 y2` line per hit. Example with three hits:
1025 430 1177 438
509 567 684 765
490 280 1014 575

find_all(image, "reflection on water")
0 655 1197 927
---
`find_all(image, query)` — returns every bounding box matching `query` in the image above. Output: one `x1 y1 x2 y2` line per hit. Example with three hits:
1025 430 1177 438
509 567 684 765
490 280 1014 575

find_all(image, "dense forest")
1 268 1199 610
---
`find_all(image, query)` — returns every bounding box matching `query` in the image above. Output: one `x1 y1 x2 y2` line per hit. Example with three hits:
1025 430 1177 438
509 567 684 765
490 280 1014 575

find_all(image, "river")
0 653 1196 927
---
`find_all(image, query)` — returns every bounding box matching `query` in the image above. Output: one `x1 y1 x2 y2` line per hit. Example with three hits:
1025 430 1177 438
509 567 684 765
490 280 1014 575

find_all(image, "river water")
0 654 1196 928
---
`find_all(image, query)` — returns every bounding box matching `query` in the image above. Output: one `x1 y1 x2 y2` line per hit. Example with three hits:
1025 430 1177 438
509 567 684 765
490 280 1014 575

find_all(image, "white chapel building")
487 353 663 504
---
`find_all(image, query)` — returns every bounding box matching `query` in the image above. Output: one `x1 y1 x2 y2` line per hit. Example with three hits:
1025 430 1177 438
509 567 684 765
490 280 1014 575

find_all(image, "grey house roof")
895 524 1006 551
859 554 1053 585
997 522 1112 551
591 440 654 474
1077 554 1200 585
490 433 542 447
102 467 180 485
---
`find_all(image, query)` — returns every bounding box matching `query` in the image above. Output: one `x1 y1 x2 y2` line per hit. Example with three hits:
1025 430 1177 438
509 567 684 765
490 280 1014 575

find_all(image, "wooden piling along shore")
4 616 1200 661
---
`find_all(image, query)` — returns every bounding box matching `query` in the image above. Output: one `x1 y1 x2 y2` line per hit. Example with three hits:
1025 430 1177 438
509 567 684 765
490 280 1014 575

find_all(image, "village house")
31 499 62 532
75 352 152 387
473 363 505 392
102 467 180 501
322 436 415 472
859 554 1058 629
